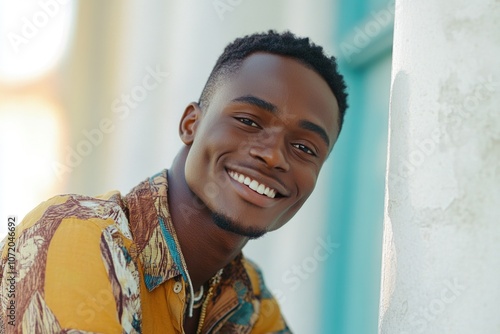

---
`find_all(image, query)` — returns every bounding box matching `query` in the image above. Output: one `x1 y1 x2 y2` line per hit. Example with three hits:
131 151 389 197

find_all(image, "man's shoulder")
27 190 124 221
0 190 134 270
0 191 139 333
12 190 131 244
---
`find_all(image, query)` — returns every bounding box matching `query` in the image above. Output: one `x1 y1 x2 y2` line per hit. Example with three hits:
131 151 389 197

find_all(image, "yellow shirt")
0 170 291 333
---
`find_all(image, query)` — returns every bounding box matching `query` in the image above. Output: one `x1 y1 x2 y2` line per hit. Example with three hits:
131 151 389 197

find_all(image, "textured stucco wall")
379 0 500 333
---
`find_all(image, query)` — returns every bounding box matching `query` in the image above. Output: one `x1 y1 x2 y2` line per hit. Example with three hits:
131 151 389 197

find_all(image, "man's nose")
248 133 290 172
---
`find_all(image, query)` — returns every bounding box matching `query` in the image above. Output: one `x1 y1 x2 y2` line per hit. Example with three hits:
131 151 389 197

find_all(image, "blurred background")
0 0 393 332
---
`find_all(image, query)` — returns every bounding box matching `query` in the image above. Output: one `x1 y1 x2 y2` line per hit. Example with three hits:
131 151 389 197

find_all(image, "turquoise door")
322 0 394 333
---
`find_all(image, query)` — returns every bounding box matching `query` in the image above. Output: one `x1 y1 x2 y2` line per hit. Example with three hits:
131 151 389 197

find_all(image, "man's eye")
236 117 259 128
292 143 316 156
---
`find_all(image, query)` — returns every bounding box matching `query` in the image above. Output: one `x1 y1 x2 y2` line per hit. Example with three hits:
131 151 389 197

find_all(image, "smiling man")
0 31 347 333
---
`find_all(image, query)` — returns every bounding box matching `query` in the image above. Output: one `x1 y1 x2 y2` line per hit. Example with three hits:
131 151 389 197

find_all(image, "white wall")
379 0 500 333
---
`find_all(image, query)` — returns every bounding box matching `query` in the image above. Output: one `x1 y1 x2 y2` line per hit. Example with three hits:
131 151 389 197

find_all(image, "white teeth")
228 170 279 199
249 180 259 191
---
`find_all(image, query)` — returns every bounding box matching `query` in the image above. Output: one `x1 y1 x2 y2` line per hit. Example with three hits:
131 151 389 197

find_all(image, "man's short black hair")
198 30 349 133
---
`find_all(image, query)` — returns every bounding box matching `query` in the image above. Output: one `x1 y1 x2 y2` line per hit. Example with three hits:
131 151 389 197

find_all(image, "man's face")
182 52 340 238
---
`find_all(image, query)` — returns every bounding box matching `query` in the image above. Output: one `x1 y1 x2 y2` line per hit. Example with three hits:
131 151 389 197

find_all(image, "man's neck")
167 147 248 290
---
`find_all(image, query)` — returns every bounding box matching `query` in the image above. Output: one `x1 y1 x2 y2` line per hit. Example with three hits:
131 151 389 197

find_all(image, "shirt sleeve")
0 195 140 334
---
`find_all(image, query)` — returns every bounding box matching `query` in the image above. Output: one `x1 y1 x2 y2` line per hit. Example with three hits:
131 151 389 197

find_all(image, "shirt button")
173 282 183 293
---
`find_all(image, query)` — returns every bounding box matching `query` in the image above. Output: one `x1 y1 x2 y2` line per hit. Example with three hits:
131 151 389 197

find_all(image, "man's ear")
179 102 203 145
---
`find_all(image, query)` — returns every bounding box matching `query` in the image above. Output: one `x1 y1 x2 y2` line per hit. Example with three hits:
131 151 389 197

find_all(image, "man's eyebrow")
231 94 331 148
299 120 330 148
231 95 278 113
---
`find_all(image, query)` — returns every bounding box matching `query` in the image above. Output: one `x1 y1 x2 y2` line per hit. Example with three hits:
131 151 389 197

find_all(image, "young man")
0 31 348 333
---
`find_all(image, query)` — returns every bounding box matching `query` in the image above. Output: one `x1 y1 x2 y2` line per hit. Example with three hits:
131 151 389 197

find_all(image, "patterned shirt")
0 170 291 333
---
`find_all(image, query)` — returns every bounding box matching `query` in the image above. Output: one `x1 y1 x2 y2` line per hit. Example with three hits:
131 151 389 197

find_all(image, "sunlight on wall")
0 0 76 83
0 1 77 237
0 99 64 238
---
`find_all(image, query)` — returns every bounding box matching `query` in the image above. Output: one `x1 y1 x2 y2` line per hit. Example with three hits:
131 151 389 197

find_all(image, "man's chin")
211 212 267 240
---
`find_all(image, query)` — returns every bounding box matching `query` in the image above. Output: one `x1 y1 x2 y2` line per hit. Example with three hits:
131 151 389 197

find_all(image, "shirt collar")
124 169 256 307
124 169 187 291
124 169 264 330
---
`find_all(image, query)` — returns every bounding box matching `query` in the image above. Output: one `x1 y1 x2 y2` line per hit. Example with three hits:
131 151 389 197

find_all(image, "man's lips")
228 169 278 198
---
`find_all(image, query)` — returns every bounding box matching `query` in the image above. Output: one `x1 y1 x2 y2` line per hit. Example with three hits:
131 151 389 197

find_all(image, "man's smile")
227 169 278 198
